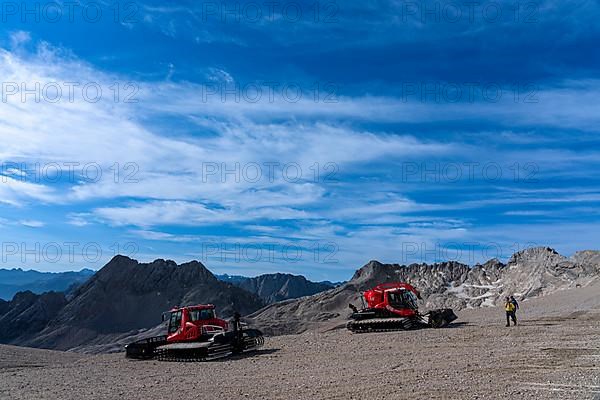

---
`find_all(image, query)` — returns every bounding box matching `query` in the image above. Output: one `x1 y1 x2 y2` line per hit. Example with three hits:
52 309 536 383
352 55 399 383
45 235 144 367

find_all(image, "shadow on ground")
446 322 469 329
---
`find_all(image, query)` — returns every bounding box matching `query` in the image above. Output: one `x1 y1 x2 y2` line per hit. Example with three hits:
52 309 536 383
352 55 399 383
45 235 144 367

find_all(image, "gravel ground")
1 284 599 400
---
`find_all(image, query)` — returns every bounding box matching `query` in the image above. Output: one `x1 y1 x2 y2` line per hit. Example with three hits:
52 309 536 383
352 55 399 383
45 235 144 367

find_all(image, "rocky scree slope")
249 247 600 335
0 291 68 344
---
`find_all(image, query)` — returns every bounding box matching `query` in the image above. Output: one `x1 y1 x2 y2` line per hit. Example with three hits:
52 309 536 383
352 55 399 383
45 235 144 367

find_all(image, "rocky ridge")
249 247 600 335
220 273 335 303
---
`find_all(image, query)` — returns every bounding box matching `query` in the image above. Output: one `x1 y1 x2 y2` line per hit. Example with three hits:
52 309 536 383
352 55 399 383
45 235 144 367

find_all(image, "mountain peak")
479 258 504 269
149 258 178 267
351 260 385 281
508 247 565 266
79 268 96 274
108 254 136 263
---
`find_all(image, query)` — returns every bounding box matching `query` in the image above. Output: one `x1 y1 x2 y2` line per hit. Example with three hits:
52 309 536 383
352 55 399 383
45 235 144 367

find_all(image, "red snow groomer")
125 304 264 361
347 282 457 333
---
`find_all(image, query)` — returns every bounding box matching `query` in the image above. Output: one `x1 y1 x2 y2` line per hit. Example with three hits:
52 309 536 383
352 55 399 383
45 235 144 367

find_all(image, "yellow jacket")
505 302 516 312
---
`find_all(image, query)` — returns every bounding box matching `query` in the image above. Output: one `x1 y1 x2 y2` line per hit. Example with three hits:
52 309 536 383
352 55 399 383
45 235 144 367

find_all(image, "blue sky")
0 0 599 281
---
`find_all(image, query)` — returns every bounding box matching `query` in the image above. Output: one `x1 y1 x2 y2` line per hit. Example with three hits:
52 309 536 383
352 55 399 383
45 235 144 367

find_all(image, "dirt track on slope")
1 284 600 400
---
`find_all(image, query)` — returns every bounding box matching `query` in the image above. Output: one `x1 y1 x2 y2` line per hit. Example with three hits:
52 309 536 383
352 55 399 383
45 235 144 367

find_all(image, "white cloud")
205 67 234 84
66 213 92 227
0 40 464 227
130 229 188 241
94 200 313 228
9 31 31 49
19 220 45 228
138 78 600 131
0 175 55 206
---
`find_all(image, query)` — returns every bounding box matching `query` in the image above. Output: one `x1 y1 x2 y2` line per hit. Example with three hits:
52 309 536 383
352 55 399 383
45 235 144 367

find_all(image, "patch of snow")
468 292 496 300
463 284 502 289
446 284 496 300
481 298 495 307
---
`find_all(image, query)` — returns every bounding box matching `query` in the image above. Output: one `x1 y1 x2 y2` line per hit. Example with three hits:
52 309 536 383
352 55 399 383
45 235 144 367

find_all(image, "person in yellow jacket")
505 296 517 327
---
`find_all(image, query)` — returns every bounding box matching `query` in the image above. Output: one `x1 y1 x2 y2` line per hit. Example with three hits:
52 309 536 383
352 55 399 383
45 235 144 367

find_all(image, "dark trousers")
506 311 517 326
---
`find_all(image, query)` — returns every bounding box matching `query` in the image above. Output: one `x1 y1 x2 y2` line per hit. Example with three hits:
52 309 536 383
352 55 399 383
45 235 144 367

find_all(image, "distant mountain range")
1 247 598 353
0 268 337 304
216 273 338 303
0 268 95 300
